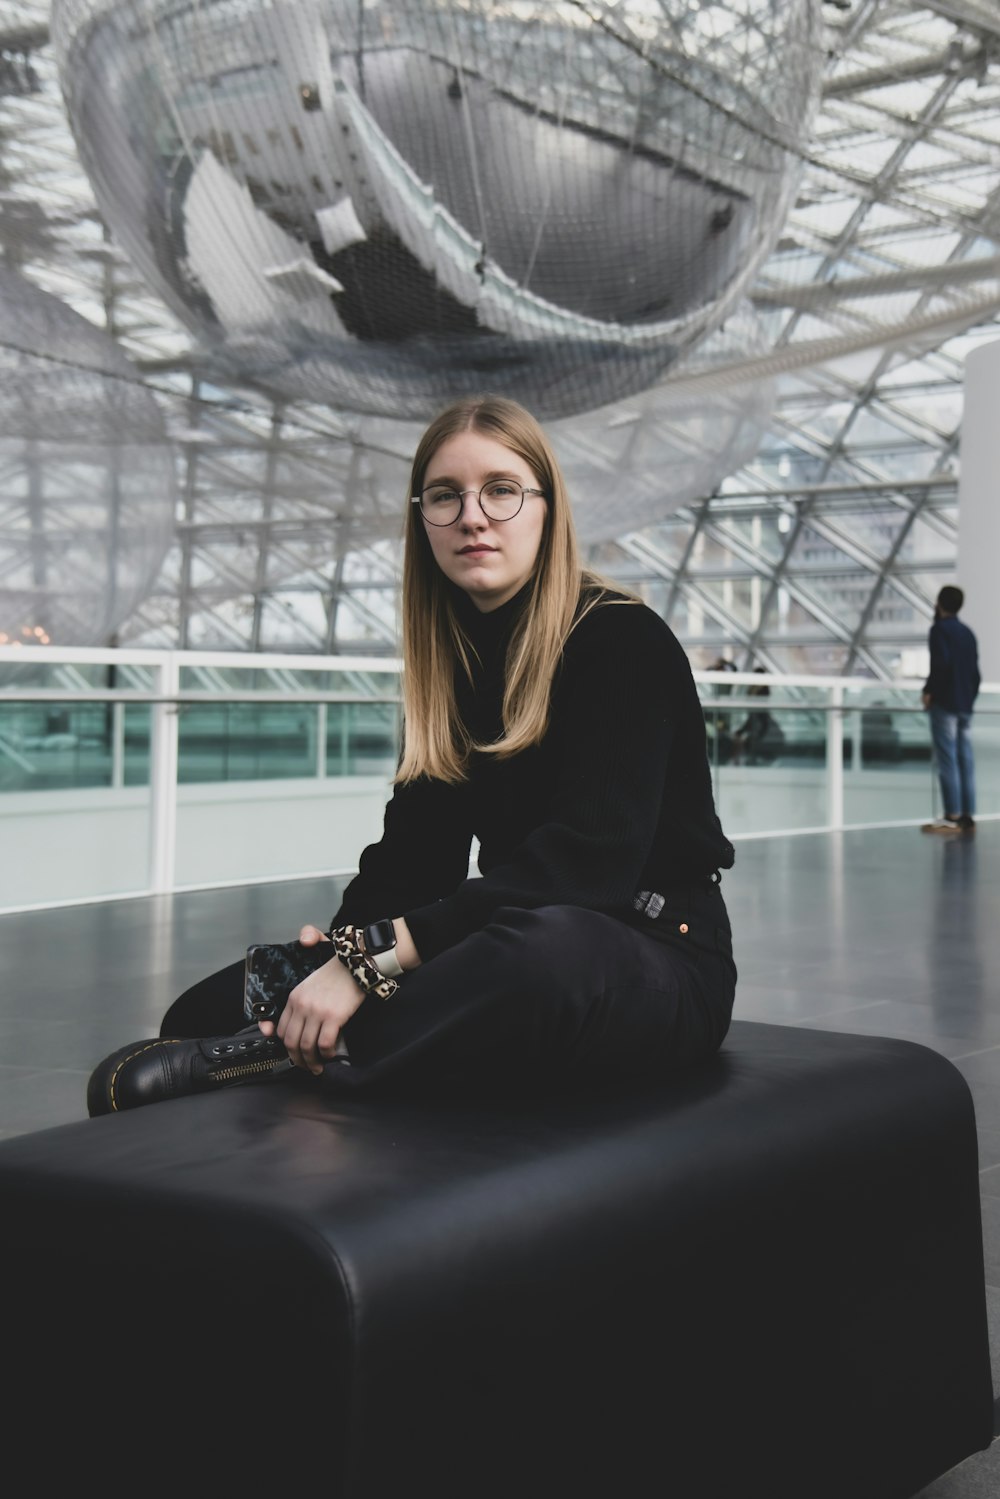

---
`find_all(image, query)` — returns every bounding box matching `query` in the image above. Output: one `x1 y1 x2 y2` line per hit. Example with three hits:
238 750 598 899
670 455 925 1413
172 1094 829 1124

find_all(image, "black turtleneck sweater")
329 583 734 961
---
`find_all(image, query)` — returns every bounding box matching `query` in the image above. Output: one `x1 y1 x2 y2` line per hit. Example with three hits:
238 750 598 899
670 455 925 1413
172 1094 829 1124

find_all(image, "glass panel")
257 591 328 640
789 521 861 565
124 704 151 786
326 701 400 777
821 504 907 554
877 355 950 387
817 348 887 386
762 249 825 285
177 703 318 783
863 579 924 633
862 448 941 481
632 578 673 616
778 574 870 633
690 578 762 633
904 571 952 609
741 449 827 487
763 643 850 674
672 601 733 648
687 530 747 571
974 693 1000 818
0 699 116 791
841 691 938 826
177 664 400 695
877 230 963 268
0 661 156 691
688 644 741 671
710 700 828 835
840 406 919 447
714 513 788 563
895 511 954 566
790 198 864 237
175 700 401 783
704 701 788 768
856 201 914 233
816 137 897 175
606 525 696 569
882 388 964 436
845 698 931 766
0 700 154 907
782 401 855 444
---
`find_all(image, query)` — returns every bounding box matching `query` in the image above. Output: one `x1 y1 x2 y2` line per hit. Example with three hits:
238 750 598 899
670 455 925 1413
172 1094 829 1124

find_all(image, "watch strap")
362 918 403 979
328 926 399 1000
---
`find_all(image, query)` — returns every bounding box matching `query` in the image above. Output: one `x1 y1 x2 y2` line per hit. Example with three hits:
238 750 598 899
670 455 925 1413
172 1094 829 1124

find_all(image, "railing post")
316 702 327 779
827 683 844 830
111 701 125 789
340 702 350 774
848 708 862 771
149 653 179 893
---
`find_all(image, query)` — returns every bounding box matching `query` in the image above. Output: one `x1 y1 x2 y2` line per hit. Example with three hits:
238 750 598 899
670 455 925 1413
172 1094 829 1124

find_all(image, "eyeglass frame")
410 482 547 527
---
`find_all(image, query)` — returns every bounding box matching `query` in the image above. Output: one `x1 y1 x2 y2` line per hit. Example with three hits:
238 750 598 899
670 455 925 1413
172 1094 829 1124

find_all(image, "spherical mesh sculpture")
0 268 177 646
346 304 775 550
52 0 823 423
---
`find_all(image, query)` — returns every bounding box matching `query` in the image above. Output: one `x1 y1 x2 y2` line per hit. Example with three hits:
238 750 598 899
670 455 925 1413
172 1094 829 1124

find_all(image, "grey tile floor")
1 822 999 1494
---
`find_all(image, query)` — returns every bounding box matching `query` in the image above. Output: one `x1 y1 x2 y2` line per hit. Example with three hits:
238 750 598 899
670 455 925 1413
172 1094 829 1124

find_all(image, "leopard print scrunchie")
327 924 400 1001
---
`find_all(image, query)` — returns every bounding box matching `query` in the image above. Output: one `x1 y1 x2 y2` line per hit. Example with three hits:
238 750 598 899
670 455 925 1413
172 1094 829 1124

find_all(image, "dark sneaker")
959 816 976 833
87 1027 292 1116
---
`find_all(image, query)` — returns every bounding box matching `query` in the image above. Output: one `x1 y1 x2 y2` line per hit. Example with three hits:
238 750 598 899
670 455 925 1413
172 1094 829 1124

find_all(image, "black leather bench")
1 1019 994 1497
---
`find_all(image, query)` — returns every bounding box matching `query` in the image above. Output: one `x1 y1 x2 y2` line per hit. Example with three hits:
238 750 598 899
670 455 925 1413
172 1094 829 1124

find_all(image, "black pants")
160 885 736 1095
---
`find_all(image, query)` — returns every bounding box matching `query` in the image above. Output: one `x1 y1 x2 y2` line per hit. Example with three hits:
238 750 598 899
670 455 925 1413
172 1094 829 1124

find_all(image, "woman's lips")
458 545 496 555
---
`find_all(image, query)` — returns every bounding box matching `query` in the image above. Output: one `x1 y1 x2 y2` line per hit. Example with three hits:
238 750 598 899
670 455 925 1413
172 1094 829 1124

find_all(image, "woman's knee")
480 904 618 981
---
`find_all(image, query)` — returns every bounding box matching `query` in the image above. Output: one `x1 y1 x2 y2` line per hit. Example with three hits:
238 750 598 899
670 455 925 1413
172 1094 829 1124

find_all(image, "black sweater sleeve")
328 773 474 930
403 601 680 960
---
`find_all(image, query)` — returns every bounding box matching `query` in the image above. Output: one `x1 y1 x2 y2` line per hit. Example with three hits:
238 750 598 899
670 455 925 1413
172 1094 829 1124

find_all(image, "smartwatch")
362 918 403 979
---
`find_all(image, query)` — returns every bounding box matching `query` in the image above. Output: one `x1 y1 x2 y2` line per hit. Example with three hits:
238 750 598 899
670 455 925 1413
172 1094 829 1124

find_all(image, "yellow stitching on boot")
108 1039 184 1112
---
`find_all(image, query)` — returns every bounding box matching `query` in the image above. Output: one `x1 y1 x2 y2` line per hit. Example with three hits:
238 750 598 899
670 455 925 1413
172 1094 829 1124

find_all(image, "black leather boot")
87 1027 292 1116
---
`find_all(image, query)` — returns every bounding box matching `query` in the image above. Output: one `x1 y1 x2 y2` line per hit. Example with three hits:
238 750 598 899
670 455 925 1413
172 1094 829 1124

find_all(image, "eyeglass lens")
419 481 526 525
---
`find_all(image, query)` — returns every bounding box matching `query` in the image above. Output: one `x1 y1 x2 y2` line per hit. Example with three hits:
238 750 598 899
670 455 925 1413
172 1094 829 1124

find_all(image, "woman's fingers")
279 1007 323 1074
277 960 365 1073
299 924 328 945
316 1017 344 1062
297 1019 327 1076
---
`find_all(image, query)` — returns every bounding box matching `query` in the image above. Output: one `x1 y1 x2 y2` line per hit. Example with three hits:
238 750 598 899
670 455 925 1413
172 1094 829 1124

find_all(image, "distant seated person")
706 655 739 764
731 669 784 766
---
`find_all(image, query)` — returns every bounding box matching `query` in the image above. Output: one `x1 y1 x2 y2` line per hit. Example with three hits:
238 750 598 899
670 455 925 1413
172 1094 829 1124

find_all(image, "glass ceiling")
2 0 999 677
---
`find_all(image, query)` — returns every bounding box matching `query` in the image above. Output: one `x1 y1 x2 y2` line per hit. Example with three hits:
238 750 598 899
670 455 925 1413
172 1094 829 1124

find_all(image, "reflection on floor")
1 824 998 1495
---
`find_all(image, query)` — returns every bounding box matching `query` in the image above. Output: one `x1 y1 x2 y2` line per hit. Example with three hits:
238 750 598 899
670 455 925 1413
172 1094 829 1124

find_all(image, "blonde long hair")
397 394 634 785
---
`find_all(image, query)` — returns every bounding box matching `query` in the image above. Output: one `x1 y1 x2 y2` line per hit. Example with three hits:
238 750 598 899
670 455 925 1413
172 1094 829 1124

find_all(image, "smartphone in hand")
244 939 334 1023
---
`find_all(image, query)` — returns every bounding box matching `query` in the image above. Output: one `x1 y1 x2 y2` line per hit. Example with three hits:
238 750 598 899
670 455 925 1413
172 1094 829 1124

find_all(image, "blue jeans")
929 705 975 819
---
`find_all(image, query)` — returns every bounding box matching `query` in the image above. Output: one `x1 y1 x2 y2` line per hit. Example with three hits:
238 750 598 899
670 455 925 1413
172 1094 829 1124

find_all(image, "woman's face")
418 429 548 612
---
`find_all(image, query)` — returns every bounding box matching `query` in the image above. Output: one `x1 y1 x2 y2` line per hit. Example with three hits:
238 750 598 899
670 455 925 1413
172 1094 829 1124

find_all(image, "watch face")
365 918 396 955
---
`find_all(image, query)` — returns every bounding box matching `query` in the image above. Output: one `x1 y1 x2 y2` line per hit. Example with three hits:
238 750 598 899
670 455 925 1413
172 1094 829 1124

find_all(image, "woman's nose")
457 493 487 524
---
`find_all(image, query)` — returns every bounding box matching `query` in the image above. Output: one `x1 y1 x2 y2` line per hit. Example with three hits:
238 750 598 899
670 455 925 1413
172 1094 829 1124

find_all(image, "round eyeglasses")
411 481 545 527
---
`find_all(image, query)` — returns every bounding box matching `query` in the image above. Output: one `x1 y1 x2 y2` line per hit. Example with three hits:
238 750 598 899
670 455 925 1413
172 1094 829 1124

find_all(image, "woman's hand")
257 918 422 1075
257 925 362 1075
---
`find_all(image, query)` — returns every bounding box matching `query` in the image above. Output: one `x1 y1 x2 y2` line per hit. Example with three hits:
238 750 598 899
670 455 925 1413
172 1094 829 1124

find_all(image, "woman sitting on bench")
88 394 737 1113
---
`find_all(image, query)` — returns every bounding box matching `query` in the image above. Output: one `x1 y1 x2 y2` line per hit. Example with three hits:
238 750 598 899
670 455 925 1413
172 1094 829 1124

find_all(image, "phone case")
243 939 334 1023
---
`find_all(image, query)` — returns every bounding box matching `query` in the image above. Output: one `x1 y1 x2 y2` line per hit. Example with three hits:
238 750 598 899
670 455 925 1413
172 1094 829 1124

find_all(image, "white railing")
1 646 996 913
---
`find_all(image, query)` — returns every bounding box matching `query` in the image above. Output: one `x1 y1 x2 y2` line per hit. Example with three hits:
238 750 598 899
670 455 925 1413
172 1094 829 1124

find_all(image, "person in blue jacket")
921 584 980 835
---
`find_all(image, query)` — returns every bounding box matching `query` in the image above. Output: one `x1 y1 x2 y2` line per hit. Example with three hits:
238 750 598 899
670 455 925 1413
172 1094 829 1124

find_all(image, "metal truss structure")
2 0 999 677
